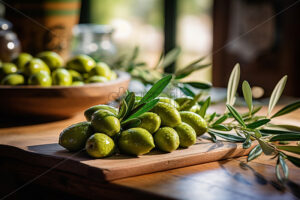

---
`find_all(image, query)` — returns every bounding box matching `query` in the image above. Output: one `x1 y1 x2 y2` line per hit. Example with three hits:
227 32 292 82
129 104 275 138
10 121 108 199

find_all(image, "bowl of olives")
0 51 130 119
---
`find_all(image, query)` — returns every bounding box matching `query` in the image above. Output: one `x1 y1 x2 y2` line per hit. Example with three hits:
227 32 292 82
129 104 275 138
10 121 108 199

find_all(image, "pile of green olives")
0 52 117 86
59 96 208 158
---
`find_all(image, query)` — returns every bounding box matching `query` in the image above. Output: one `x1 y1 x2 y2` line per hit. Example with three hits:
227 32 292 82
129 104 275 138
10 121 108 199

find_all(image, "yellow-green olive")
13 53 32 72
158 97 179 109
0 63 18 79
110 71 117 80
37 51 63 70
151 102 181 127
72 81 84 86
137 112 161 134
85 133 115 158
66 54 96 73
179 111 208 136
154 127 179 152
52 68 72 86
118 128 155 156
86 75 108 83
1 74 24 85
68 69 83 82
174 122 197 148
91 110 120 137
88 62 112 79
84 105 118 121
28 71 52 86
59 121 94 152
23 58 50 76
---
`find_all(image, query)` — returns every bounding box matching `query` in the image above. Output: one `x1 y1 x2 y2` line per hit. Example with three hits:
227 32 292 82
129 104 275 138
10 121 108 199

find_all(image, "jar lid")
0 18 12 31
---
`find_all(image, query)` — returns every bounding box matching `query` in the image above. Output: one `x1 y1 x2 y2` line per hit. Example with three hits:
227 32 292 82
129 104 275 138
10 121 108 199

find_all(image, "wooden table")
0 106 300 200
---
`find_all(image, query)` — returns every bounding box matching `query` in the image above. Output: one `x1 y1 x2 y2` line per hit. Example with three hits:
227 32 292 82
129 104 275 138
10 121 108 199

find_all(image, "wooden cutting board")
0 114 255 182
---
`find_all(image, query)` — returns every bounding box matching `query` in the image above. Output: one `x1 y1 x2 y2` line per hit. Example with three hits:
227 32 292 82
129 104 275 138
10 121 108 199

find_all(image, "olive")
52 68 72 86
118 128 155 156
28 71 52 86
110 71 117 80
59 121 94 152
84 105 118 121
151 102 181 127
174 122 197 148
0 63 18 79
37 51 63 70
154 127 179 152
13 53 32 72
158 97 179 109
1 74 24 85
88 62 112 80
85 133 115 158
179 111 208 136
91 110 120 137
86 75 108 83
136 112 161 134
23 58 50 76
66 54 96 73
72 81 84 86
68 69 83 82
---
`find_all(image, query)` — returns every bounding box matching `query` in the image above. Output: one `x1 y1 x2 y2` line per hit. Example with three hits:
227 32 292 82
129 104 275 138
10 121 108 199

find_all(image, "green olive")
85 133 115 158
0 63 18 79
52 68 72 86
84 105 118 121
179 111 208 136
66 54 96 73
88 62 112 79
110 71 117 80
136 112 161 134
59 121 94 152
1 74 24 85
86 75 108 83
13 53 32 72
68 69 83 82
91 110 120 137
174 122 197 148
151 102 181 127
37 51 63 70
23 58 50 76
154 127 179 152
28 71 52 86
158 97 179 109
118 128 155 156
72 81 84 86
175 97 193 106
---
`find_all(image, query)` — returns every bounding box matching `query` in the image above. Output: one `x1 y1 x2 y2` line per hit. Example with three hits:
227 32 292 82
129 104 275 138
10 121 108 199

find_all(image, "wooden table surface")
0 106 300 200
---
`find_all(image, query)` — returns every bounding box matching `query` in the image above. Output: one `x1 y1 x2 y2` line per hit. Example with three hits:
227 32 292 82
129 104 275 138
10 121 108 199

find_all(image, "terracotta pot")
4 0 81 60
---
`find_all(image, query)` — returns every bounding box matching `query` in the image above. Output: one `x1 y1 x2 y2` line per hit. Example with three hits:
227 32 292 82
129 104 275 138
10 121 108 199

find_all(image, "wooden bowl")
0 71 130 120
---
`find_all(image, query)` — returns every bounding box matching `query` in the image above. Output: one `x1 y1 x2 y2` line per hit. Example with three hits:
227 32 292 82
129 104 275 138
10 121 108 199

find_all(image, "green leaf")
198 97 211 118
257 139 275 155
175 63 210 79
270 124 300 132
212 114 228 126
180 92 202 111
226 63 240 106
270 134 300 141
277 146 300 155
123 92 135 119
268 75 288 116
117 99 128 120
138 75 172 105
208 130 245 142
179 85 195 97
208 132 217 143
286 155 300 167
243 133 252 149
208 112 217 123
246 119 270 129
157 47 181 69
247 144 262 162
121 118 141 129
276 155 289 183
241 106 262 118
260 129 300 135
124 99 159 122
242 81 253 114
211 124 231 131
271 100 300 118
185 82 212 90
226 104 246 127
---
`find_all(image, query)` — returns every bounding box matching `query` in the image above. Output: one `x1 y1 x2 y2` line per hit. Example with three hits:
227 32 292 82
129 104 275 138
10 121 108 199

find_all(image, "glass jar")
0 18 21 62
72 24 117 65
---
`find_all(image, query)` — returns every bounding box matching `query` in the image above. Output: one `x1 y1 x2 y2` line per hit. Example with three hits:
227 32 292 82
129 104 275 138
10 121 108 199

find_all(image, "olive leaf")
212 114 228 126
271 100 300 118
156 47 181 69
269 124 300 132
226 104 246 128
178 85 195 97
268 75 287 117
117 99 128 120
270 134 300 141
208 132 217 143
207 112 217 123
257 139 275 155
211 124 231 131
180 92 202 111
243 132 252 149
246 119 270 129
260 129 300 135
242 81 253 114
226 63 240 107
138 75 172 105
185 82 212 90
198 97 211 118
208 130 245 142
247 144 262 162
241 106 262 118
175 63 210 80
123 92 135 119
124 99 159 122
121 118 141 129
277 145 300 155
286 155 300 167
276 155 289 183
